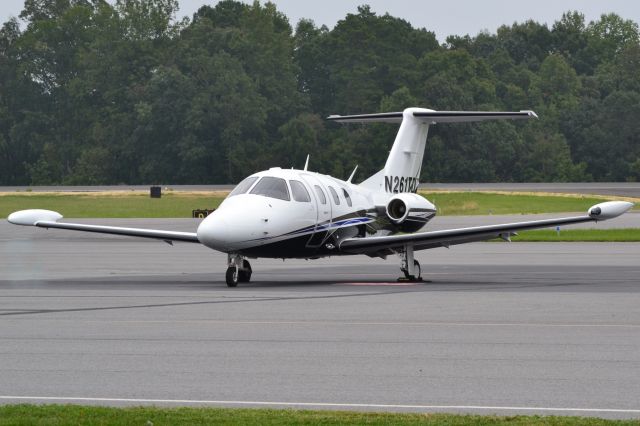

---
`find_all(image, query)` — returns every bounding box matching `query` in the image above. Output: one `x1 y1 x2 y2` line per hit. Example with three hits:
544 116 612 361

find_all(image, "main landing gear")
399 244 422 282
225 254 252 287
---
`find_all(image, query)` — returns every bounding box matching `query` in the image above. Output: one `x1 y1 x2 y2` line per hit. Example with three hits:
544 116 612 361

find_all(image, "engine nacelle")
385 193 436 232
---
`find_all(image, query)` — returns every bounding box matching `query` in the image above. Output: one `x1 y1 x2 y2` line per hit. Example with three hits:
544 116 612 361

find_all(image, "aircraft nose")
196 194 275 252
197 214 231 250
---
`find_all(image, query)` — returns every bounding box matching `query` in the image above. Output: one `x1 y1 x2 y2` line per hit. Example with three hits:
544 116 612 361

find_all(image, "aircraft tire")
402 260 421 281
414 260 421 279
226 267 239 287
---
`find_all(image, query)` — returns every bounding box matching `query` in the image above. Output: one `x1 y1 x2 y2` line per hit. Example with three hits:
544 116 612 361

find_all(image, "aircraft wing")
339 201 634 256
7 209 200 243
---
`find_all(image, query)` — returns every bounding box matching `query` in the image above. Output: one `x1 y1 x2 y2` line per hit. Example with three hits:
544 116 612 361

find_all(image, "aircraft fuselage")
196 167 435 258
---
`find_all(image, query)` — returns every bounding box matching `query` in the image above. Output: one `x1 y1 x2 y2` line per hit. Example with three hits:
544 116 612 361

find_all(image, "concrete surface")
1 219 639 418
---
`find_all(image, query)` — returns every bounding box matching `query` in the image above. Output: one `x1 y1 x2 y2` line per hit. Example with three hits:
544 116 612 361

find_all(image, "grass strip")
0 404 637 426
1 191 628 218
1 190 636 218
509 229 640 242
0 193 225 218
420 192 609 216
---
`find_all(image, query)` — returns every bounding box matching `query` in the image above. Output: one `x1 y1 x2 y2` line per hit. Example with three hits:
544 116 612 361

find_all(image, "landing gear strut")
226 254 252 287
399 244 422 282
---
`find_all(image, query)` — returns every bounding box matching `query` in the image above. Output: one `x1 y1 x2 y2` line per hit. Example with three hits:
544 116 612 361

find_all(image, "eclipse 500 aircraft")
8 107 634 287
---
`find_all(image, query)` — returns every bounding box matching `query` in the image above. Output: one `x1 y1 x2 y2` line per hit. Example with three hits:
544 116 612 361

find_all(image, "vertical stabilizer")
357 107 430 193
381 107 430 193
328 107 536 194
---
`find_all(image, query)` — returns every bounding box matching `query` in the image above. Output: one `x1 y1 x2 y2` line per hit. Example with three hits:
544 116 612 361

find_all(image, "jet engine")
385 193 436 232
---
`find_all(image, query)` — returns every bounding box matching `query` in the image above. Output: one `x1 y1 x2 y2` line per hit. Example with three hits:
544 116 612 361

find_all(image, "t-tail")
328 107 537 194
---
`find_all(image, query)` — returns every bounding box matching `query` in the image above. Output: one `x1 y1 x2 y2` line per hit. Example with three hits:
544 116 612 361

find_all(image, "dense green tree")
0 2 638 184
274 113 323 169
295 5 438 115
521 130 588 182
495 20 553 70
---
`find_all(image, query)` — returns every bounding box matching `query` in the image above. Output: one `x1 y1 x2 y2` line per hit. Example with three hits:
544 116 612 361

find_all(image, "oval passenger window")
314 185 327 204
342 188 352 207
328 186 340 205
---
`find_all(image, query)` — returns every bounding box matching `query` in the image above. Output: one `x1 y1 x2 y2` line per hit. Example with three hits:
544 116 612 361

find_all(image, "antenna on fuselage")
347 165 358 183
303 154 310 171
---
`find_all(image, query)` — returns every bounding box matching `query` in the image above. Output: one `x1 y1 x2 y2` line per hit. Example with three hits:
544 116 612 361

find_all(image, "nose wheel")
226 254 252 287
225 266 239 287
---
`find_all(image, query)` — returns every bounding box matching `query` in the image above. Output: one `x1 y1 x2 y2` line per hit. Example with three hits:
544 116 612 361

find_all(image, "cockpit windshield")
228 176 259 198
249 176 290 201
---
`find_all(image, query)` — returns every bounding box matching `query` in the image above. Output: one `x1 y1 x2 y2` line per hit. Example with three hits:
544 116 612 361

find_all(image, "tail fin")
328 107 536 193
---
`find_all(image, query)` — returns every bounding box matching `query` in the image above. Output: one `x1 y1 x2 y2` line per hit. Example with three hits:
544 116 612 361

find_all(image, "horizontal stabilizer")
327 112 404 123
328 109 537 124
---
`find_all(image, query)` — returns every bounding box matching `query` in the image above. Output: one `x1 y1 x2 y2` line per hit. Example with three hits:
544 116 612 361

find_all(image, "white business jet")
8 108 634 287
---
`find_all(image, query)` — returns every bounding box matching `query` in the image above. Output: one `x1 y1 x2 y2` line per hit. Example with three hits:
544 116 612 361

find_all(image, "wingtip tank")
7 209 63 226
588 201 634 220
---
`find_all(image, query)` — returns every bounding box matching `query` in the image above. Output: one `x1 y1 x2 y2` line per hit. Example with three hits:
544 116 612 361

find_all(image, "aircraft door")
300 174 331 248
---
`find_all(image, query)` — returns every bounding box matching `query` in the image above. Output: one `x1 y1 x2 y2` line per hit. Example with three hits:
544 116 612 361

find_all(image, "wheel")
225 266 239 287
238 260 252 282
402 260 422 281
413 260 421 279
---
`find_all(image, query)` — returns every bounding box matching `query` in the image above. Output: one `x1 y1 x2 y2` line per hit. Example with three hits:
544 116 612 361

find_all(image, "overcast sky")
2 0 640 41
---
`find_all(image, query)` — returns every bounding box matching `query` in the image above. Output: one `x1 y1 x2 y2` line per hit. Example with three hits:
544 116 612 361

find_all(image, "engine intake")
387 198 408 222
385 193 436 232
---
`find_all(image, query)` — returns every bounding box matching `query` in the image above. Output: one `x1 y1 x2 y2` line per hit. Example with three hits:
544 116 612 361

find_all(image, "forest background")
1 0 639 185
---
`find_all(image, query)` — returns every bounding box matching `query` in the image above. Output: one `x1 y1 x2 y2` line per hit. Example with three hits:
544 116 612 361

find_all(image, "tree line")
1 0 639 185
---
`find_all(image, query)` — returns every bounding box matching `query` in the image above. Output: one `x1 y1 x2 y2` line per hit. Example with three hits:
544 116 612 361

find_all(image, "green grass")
509 229 640 242
0 193 225 218
0 191 633 219
421 192 608 216
0 405 637 426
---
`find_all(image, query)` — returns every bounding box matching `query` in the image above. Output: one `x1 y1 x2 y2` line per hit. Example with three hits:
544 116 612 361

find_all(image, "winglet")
303 154 310 171
588 201 633 220
347 165 358 183
8 209 63 226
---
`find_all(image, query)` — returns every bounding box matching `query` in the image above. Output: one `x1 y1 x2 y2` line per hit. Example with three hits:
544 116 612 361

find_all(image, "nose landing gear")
225 254 252 287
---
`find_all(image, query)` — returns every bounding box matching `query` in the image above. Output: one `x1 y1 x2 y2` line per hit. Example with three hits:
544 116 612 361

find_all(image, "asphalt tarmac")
1 219 640 419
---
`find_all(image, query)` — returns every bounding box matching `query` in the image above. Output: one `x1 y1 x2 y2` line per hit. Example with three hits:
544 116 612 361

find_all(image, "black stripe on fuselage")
245 209 373 243
239 233 336 258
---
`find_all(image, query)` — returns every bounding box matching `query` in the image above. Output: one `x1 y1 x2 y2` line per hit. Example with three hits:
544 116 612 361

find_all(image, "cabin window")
328 186 340 205
342 188 353 207
250 176 290 201
228 176 259 197
289 180 311 202
314 185 327 204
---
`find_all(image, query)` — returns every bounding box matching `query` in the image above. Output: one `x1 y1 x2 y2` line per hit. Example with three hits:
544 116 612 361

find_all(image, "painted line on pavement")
0 396 639 414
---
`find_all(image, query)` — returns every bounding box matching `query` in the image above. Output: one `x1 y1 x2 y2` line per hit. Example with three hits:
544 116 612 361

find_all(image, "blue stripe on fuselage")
290 216 372 235
242 216 375 244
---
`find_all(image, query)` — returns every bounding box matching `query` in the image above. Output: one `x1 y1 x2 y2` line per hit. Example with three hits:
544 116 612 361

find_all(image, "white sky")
1 0 639 41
